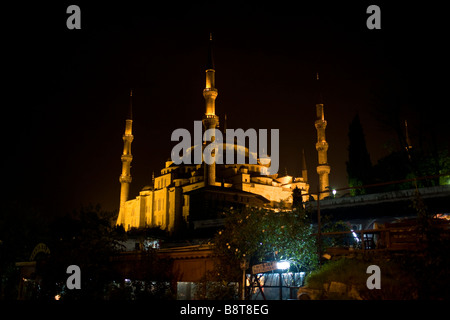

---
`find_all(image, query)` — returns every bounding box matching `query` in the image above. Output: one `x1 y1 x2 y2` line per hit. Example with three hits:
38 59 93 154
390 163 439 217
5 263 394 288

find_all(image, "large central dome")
173 142 260 166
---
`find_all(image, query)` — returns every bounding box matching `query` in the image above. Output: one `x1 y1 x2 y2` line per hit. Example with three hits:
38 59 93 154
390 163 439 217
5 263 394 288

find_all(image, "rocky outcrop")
297 281 362 300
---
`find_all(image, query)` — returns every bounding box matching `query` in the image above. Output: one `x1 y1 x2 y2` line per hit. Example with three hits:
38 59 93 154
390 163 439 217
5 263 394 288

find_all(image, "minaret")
314 73 330 199
202 33 219 186
119 90 134 209
301 148 308 183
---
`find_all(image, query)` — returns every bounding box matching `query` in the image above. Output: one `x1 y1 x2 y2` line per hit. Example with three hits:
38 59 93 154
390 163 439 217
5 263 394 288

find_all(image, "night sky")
4 1 448 216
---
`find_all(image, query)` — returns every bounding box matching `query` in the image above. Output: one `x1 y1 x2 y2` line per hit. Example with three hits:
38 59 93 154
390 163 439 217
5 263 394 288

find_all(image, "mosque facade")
116 35 330 234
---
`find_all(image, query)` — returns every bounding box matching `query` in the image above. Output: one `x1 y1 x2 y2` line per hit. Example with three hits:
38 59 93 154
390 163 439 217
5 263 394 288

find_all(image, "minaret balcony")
121 154 133 162
314 119 327 129
202 114 219 129
203 88 218 96
316 164 331 175
315 141 329 152
122 134 134 142
203 114 219 119
119 175 132 184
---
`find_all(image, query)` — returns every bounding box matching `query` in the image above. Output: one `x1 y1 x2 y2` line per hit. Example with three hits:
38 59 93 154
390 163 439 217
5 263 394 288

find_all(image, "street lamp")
277 260 290 300
276 261 290 270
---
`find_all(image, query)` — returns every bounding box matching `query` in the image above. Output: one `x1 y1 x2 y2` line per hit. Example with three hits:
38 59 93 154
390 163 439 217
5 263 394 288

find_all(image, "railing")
315 222 450 255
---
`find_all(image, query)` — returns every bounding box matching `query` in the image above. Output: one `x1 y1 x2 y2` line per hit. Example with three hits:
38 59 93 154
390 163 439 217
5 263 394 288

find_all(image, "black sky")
4 1 448 215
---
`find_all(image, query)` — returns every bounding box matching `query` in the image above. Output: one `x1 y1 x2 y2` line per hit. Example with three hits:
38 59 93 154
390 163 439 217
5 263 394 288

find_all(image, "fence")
246 272 306 300
318 219 450 256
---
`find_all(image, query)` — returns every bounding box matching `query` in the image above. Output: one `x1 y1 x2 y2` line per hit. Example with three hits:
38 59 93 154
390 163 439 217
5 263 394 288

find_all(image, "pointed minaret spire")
301 148 308 183
405 120 412 150
127 89 133 120
206 32 215 71
315 72 324 106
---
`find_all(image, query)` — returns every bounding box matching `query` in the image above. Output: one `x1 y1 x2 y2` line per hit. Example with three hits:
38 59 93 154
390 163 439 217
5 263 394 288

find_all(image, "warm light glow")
435 213 450 221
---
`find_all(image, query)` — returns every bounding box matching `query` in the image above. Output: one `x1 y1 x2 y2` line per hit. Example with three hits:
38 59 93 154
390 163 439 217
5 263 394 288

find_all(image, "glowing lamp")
276 261 290 270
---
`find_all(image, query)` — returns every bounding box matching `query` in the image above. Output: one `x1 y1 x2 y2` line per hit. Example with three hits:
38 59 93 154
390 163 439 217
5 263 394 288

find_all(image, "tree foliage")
39 205 125 300
212 206 318 282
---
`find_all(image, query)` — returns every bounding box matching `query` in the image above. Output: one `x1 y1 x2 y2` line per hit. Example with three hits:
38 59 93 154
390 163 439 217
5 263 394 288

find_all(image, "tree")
292 187 303 211
369 76 450 188
0 200 51 299
40 205 125 300
371 151 414 191
207 205 318 299
346 114 373 195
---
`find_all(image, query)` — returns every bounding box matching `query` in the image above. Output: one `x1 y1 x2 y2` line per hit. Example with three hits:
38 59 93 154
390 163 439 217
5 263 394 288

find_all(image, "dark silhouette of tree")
40 205 124 300
371 151 413 191
346 114 373 195
0 200 51 299
292 186 303 210
369 77 450 187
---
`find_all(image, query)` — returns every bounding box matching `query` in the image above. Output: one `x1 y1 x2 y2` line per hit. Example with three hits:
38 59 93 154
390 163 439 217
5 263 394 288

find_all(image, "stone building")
116 35 330 234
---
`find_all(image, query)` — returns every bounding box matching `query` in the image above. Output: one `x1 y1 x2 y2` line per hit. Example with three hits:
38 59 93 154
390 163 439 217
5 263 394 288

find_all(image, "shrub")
305 257 419 299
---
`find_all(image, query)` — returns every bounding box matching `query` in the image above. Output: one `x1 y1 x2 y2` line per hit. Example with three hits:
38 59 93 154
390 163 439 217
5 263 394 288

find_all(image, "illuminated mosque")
116 35 331 234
